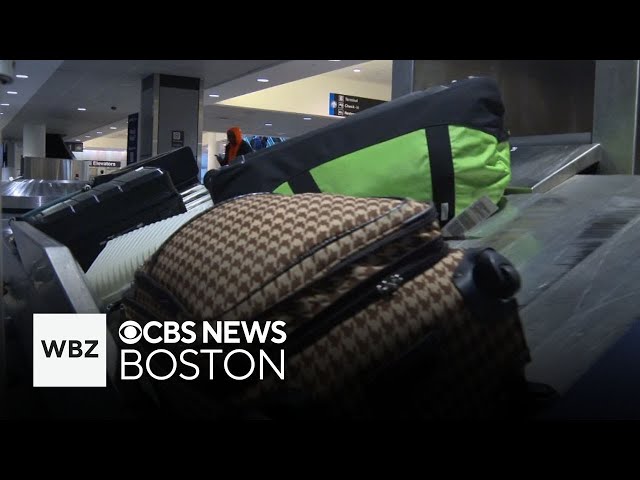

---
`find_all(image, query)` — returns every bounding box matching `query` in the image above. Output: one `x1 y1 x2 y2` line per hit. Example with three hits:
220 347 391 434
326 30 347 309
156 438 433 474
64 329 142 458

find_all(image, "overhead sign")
329 93 386 117
66 142 84 152
90 160 121 168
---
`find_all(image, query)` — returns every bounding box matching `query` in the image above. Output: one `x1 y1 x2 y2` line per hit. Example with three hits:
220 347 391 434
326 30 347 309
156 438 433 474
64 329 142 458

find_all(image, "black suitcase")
93 146 199 191
21 167 186 271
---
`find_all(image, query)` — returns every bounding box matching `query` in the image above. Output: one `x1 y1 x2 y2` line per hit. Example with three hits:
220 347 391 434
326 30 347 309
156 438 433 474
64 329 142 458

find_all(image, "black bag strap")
288 170 321 193
425 126 455 224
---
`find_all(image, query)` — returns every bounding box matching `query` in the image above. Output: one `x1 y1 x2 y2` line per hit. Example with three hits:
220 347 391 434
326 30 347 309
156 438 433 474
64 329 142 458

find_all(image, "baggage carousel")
1 178 88 212
2 136 639 418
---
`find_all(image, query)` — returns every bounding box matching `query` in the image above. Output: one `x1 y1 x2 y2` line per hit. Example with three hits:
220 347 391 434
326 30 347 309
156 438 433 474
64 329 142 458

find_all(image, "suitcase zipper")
251 207 438 325
318 206 438 280
284 236 448 358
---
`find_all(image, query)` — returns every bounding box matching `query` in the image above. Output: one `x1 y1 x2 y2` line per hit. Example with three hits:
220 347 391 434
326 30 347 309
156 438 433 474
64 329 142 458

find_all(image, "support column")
592 60 640 174
391 60 415 99
8 142 19 168
2 141 20 178
203 132 218 171
138 73 203 163
23 123 46 158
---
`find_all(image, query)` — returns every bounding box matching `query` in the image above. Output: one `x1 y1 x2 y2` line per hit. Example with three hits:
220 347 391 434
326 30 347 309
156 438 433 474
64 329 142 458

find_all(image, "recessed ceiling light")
77 107 86 111
1 103 9 106
329 60 341 62
265 123 272 126
303 117 312 120
85 135 91 138
208 94 220 98
353 69 361 73
0 112 3 115
96 131 103 134
6 91 17 94
257 78 269 83
110 126 117 130
16 74 29 79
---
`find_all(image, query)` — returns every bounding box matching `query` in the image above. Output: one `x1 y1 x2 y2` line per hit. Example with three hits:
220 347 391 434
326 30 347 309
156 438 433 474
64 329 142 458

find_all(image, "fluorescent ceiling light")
96 131 103 134
329 60 341 62
85 135 91 138
265 123 272 126
1 103 9 106
303 117 311 120
257 78 269 83
353 69 361 73
77 107 86 111
16 74 29 79
6 91 17 94
209 94 220 97
110 126 117 129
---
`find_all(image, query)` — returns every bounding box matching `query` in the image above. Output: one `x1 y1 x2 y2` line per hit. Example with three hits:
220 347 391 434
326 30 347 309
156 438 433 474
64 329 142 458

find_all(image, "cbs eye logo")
119 321 142 345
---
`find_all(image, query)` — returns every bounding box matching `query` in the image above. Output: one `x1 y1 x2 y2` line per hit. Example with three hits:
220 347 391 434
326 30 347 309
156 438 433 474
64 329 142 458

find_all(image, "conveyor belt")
452 175 640 307
452 175 640 394
522 213 640 394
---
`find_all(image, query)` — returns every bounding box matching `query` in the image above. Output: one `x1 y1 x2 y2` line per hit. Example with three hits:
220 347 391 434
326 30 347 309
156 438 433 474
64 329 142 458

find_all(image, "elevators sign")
90 160 121 168
172 130 185 148
329 93 386 117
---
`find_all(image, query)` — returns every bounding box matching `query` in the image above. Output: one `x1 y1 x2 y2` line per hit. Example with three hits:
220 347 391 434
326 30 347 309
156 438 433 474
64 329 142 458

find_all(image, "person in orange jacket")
216 126 253 166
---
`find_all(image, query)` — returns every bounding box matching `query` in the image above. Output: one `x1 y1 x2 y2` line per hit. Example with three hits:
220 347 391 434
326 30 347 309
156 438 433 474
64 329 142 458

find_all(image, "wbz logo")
33 314 106 387
41 339 99 358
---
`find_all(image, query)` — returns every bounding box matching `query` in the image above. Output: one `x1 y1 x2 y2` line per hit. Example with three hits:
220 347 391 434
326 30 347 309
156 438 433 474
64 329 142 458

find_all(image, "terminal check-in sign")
329 93 386 117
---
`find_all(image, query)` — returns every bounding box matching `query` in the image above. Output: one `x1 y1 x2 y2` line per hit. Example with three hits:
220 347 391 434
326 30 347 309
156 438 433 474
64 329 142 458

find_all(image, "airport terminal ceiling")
0 60 391 146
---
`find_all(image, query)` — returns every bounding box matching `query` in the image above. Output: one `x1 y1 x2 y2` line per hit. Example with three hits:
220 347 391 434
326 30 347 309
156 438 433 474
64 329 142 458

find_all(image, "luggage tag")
442 196 499 239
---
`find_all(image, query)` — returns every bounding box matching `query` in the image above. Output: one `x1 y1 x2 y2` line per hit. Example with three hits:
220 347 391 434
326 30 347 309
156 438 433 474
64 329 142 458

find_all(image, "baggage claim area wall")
2 59 640 421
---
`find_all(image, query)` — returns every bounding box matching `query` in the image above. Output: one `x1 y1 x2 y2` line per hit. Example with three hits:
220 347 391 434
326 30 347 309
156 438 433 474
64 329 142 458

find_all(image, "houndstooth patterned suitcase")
122 192 531 419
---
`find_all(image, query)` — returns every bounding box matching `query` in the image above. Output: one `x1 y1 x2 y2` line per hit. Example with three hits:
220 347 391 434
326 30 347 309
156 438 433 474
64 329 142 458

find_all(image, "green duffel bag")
204 76 511 224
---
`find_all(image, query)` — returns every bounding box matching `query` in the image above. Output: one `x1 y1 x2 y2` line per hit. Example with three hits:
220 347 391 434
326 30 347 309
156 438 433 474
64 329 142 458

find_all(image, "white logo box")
33 314 107 387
